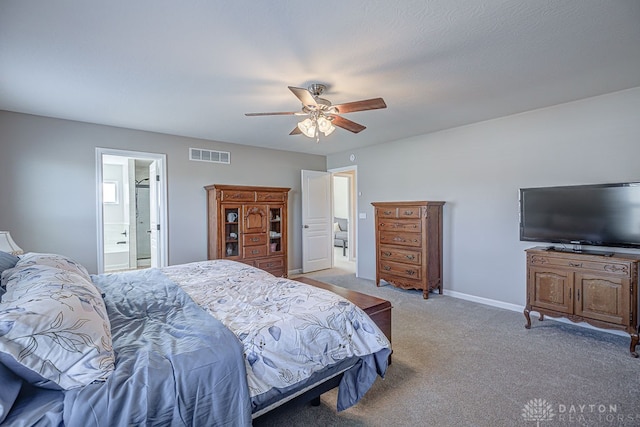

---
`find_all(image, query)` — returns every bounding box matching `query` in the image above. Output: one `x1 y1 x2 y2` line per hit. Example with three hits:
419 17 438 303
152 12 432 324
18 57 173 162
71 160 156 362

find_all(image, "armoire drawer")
243 233 267 246
243 245 267 258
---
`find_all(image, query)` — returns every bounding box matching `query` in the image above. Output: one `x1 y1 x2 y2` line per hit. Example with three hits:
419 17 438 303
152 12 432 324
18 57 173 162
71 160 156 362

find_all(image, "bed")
0 252 391 426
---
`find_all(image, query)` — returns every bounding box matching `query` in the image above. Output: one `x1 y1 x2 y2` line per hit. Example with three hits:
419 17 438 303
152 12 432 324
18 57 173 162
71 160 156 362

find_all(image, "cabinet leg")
630 333 639 358
524 309 532 329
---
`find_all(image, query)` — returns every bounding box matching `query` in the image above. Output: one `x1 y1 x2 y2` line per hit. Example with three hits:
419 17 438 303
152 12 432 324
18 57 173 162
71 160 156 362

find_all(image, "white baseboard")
443 289 628 337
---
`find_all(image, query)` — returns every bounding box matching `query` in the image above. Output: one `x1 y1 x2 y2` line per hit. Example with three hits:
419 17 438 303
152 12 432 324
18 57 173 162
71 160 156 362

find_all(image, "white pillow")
0 264 114 390
15 252 91 282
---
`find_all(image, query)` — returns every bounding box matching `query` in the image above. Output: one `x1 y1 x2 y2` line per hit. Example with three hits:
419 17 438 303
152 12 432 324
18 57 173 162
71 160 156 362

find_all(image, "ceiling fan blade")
333 98 387 114
288 86 317 108
330 115 366 133
245 111 298 116
289 126 302 135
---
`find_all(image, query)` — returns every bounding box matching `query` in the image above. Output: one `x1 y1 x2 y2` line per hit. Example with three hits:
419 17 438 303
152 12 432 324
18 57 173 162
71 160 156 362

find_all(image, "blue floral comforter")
162 260 391 412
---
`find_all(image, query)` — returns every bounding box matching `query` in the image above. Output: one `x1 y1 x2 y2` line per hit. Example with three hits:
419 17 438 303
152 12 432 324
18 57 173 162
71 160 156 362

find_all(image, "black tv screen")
519 182 640 249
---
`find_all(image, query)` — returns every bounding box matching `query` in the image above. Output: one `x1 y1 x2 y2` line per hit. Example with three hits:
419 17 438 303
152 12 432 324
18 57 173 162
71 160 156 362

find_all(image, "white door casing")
96 148 168 273
148 161 159 268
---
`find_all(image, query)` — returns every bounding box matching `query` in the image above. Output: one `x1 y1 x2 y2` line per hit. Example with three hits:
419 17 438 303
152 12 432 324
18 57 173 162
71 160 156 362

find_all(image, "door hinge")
156 175 160 182
157 224 160 231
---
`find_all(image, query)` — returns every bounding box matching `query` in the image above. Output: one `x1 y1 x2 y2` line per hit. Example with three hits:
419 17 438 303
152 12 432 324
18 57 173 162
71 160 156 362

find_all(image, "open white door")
149 161 159 268
301 170 332 273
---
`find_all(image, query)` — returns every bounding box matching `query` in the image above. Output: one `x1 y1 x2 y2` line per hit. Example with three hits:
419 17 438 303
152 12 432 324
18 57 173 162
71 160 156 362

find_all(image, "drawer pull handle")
251 237 260 242
393 237 405 242
568 262 582 267
384 210 393 215
405 270 416 275
383 265 391 271
405 255 415 260
404 211 413 215
383 251 392 256
251 249 260 254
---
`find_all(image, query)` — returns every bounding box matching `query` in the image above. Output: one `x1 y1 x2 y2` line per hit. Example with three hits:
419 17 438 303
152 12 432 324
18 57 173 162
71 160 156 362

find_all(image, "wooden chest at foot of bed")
294 277 392 346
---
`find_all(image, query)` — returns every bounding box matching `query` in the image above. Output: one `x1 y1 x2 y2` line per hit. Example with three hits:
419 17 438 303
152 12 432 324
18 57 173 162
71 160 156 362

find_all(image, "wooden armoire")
205 184 290 277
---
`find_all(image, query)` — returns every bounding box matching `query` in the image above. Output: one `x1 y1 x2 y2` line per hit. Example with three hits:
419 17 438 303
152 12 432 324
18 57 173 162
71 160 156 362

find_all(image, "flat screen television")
519 182 640 251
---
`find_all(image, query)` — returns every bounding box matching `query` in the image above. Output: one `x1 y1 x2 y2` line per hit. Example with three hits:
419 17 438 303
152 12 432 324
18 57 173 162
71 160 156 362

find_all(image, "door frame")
328 165 358 276
95 148 168 273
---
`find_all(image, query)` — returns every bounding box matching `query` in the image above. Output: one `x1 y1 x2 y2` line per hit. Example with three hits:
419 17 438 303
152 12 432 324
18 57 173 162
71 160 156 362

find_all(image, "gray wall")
0 111 326 273
327 87 640 307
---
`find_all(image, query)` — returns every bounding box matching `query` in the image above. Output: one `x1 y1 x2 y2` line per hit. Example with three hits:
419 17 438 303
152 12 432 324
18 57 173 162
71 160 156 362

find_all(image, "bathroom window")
103 181 119 204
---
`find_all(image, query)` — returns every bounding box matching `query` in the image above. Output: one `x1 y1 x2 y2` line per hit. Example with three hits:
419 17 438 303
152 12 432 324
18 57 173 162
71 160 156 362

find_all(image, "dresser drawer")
243 245 267 258
379 260 421 280
376 207 398 218
396 206 422 219
378 219 421 232
243 233 267 246
379 231 422 247
528 254 633 277
379 246 421 265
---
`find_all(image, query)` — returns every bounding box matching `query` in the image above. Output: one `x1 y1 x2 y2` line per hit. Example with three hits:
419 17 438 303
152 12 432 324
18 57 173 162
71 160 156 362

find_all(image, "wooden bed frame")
254 277 392 420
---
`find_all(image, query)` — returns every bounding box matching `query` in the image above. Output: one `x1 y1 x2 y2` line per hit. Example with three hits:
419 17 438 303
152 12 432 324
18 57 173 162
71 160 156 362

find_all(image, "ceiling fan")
245 84 387 142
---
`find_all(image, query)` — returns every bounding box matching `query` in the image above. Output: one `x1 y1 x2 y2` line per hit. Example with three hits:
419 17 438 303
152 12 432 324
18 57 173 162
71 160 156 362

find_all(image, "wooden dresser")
206 184 290 277
524 246 640 357
372 201 445 299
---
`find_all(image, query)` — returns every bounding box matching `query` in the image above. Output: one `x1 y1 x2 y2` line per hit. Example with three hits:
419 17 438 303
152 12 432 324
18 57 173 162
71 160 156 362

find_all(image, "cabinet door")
268 207 283 253
574 272 629 325
528 266 573 314
242 205 267 233
222 206 241 258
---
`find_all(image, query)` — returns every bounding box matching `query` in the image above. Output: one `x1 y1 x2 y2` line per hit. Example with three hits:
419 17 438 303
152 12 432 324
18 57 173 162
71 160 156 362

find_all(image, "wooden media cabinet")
524 246 640 357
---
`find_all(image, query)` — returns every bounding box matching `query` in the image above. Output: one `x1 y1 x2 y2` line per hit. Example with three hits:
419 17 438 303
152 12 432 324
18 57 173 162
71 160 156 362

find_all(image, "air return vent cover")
189 148 230 164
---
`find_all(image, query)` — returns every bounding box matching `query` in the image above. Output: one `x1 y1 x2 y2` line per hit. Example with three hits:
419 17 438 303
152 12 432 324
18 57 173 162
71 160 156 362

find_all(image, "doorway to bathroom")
96 148 168 273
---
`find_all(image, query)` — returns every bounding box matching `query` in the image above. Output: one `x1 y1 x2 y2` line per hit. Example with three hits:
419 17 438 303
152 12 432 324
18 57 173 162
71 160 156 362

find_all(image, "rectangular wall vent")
189 148 230 164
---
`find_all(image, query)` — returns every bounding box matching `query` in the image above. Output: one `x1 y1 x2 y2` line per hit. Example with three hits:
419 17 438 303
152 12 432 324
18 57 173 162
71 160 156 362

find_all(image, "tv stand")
524 246 640 357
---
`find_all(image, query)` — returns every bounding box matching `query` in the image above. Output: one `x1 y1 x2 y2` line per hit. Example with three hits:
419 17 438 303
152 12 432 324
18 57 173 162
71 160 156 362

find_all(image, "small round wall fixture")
349 154 356 162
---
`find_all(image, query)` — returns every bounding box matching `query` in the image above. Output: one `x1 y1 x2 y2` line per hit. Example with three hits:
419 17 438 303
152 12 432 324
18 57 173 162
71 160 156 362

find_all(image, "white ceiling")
1 1 639 156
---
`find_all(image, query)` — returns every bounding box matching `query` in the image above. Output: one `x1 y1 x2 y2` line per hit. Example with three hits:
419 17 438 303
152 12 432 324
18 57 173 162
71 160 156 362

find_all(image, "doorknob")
303 225 309 228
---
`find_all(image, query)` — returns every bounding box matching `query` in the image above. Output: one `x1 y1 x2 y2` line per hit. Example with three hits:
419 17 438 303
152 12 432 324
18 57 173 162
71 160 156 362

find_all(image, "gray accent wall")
0 111 326 273
327 88 640 306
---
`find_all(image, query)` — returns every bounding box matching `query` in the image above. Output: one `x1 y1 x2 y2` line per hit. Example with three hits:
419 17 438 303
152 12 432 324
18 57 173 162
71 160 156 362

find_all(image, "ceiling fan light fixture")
297 118 316 138
317 116 335 136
